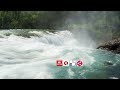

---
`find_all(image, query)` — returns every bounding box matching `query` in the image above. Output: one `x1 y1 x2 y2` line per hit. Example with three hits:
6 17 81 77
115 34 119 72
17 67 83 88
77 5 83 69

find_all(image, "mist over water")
71 29 97 48
0 29 120 79
62 11 120 46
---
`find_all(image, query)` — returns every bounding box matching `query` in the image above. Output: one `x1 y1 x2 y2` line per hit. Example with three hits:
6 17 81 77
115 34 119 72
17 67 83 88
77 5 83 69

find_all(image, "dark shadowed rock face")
97 38 120 54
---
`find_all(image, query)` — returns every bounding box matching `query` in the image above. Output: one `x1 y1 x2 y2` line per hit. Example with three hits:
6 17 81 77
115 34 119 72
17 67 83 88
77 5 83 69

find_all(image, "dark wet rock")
97 38 120 54
0 35 4 38
16 32 40 38
104 61 114 66
4 33 11 36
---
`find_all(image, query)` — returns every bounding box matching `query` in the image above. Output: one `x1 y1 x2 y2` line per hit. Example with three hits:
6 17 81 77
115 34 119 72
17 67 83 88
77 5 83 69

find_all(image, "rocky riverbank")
97 38 120 54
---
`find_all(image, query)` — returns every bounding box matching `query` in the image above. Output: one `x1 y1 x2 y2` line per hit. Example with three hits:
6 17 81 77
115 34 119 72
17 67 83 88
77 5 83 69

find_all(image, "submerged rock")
97 38 120 54
104 61 114 66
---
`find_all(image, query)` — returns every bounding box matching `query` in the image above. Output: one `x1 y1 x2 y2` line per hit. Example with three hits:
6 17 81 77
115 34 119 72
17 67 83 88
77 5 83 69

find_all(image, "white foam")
109 77 119 79
0 30 96 79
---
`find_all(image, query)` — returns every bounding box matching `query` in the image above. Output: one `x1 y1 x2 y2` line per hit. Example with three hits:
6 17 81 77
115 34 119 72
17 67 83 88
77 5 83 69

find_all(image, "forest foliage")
0 11 120 42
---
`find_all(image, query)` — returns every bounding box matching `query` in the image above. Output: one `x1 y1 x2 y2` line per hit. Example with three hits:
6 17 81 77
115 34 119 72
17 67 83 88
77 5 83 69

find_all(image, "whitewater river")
0 29 120 79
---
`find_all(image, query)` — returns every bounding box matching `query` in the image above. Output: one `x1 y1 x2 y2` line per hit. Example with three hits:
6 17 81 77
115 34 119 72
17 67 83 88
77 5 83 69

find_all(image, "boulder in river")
97 38 120 54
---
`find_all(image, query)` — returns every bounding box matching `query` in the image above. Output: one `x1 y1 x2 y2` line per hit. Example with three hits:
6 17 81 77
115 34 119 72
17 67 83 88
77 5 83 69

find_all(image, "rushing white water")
0 29 120 79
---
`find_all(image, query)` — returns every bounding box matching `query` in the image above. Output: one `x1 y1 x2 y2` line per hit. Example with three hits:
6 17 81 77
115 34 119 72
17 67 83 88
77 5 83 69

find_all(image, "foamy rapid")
0 30 119 79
